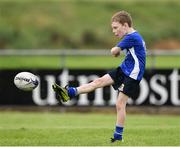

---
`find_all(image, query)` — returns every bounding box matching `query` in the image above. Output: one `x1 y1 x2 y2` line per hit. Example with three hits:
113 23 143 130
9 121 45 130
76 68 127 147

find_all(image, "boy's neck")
127 27 135 34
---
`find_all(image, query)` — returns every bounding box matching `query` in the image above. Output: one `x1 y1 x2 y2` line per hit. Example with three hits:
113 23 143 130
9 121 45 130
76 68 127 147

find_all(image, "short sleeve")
117 35 134 50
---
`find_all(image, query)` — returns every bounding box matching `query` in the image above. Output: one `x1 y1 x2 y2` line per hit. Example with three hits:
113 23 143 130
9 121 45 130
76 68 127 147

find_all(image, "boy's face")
111 21 127 38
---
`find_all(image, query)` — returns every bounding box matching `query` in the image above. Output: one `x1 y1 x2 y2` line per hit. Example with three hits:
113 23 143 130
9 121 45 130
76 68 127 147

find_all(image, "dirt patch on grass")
152 39 180 50
0 106 180 115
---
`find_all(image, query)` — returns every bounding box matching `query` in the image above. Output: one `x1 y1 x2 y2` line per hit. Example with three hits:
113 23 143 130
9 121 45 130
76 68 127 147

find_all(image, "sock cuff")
68 87 77 98
116 124 123 128
115 125 124 133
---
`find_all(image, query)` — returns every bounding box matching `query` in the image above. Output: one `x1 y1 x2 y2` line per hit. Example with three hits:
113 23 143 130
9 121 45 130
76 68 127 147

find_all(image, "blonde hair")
112 11 133 27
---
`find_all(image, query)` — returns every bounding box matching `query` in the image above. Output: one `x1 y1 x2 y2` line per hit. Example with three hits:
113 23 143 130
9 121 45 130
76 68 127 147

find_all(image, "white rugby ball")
14 72 39 91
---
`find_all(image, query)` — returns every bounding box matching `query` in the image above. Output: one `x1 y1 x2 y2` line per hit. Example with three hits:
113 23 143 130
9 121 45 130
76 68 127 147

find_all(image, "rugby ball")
14 72 39 91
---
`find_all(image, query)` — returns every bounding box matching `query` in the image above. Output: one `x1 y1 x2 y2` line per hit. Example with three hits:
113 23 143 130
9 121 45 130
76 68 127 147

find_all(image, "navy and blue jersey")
117 31 146 81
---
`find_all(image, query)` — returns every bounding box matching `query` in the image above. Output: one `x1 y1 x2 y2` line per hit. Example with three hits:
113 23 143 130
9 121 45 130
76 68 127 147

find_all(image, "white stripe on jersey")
129 47 140 79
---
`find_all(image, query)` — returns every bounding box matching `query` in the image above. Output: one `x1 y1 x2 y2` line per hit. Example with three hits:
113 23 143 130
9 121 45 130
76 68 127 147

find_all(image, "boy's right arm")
111 47 121 57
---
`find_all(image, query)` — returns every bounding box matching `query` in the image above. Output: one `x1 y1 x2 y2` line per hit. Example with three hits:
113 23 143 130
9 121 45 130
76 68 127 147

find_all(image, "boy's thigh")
98 74 114 86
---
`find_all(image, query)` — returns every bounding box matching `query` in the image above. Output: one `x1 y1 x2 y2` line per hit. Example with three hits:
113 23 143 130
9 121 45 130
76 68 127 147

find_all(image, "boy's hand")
111 47 121 57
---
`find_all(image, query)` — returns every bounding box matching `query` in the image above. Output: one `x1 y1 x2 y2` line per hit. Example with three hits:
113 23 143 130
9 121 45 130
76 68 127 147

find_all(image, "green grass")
0 55 180 69
0 111 180 146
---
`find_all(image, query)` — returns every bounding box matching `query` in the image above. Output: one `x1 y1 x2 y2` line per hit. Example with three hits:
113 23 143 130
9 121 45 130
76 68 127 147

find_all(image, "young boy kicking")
52 10 146 143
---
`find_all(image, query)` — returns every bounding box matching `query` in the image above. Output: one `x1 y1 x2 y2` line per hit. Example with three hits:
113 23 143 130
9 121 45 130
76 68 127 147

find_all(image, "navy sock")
113 125 124 140
67 87 77 98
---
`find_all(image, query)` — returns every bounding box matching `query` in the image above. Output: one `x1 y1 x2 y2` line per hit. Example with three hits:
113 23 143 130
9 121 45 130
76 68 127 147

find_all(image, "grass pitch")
0 55 180 69
0 111 180 146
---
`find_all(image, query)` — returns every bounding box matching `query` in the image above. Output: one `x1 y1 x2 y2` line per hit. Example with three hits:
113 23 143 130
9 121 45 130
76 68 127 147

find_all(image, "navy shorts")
108 67 140 98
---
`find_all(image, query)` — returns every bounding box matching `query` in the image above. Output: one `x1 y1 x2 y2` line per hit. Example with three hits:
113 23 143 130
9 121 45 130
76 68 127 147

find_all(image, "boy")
52 11 146 143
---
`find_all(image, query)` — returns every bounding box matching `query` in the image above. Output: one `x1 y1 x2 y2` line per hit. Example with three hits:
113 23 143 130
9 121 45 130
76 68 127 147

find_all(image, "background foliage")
0 0 180 49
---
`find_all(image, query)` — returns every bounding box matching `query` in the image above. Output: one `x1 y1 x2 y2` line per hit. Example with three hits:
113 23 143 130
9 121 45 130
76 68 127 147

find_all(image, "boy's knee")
116 98 127 111
116 101 124 110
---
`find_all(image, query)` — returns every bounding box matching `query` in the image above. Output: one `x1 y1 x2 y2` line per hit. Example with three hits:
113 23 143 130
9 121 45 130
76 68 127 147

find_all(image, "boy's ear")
123 22 129 27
